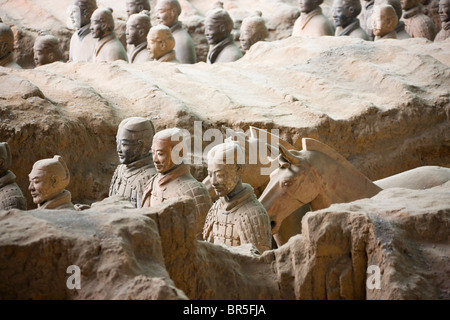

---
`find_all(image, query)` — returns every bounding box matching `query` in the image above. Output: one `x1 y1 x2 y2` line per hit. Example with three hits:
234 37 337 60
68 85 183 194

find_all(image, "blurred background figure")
292 0 335 37
375 0 411 38
126 0 151 18
372 4 399 39
421 0 441 32
401 0 436 40
359 0 375 40
0 23 21 69
126 11 153 63
205 2 243 64
90 7 128 62
435 0 450 40
147 24 179 62
0 142 27 211
332 0 370 39
33 34 63 66
239 11 269 53
68 0 97 62
155 0 197 64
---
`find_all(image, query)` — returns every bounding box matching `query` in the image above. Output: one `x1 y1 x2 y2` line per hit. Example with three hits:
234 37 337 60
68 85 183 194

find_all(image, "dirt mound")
1 182 448 299
0 196 187 299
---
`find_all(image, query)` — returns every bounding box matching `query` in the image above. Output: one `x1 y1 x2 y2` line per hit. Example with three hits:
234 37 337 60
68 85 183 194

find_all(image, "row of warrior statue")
1 0 449 69
0 117 273 254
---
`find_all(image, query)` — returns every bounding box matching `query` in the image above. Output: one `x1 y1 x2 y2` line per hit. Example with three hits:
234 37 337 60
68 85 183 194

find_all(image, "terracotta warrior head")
147 25 175 59
439 0 450 26
372 4 398 36
126 0 151 18
239 11 269 52
126 11 151 46
0 23 14 59
116 117 154 165
33 34 63 66
28 155 70 205
70 0 98 29
155 0 182 28
204 3 234 45
151 128 185 174
207 142 246 198
90 7 115 39
0 142 12 176
332 0 362 28
400 0 420 10
298 0 324 14
375 0 403 23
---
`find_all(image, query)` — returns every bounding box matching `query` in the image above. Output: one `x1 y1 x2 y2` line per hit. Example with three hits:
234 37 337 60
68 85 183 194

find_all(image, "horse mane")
302 138 371 181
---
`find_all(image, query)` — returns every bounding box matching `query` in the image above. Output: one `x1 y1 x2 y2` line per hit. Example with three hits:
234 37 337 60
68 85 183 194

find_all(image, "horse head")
259 145 320 234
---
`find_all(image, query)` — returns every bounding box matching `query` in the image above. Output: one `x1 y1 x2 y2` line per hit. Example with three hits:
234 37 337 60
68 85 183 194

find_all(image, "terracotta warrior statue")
147 25 179 63
421 0 441 31
359 0 375 39
126 11 152 64
205 2 243 64
28 155 74 210
0 142 27 211
33 34 63 66
90 7 128 62
126 0 151 17
435 0 450 40
372 4 399 39
109 117 157 208
68 0 97 62
375 0 411 38
0 23 21 69
202 142 272 254
401 0 437 40
292 0 335 37
239 11 269 53
332 0 370 39
155 0 197 64
141 128 212 239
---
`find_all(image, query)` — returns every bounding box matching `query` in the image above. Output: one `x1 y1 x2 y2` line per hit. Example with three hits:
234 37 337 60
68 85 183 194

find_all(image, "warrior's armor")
109 155 157 208
142 162 212 239
203 184 272 253
0 170 27 210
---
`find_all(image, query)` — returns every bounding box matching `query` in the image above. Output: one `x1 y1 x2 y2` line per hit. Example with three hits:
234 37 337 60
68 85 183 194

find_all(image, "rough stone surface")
0 196 187 299
1 181 448 299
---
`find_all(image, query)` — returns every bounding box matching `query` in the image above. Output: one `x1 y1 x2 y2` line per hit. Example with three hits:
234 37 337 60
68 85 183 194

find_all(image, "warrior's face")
207 162 241 197
155 1 178 27
28 169 57 204
68 5 82 29
116 128 144 165
332 0 354 27
204 18 228 45
439 0 450 23
151 138 177 174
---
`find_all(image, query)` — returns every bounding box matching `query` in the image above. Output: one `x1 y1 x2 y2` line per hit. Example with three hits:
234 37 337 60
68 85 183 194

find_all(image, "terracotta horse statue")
259 137 450 244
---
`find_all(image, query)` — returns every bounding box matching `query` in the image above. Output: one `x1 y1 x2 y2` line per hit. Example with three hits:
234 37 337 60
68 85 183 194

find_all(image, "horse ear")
249 126 297 150
279 144 300 165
